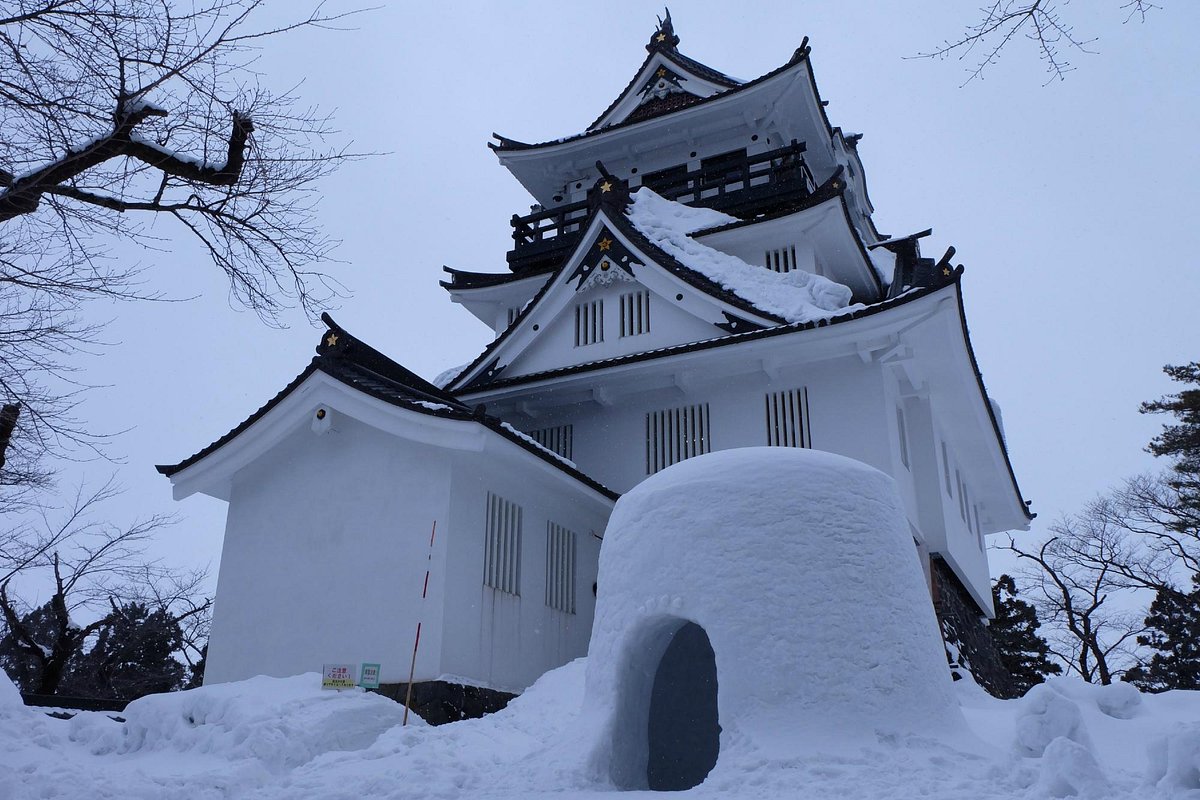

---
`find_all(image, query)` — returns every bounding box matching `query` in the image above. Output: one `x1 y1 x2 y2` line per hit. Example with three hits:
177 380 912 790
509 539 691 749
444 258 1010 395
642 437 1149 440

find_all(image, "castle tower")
160 14 1031 703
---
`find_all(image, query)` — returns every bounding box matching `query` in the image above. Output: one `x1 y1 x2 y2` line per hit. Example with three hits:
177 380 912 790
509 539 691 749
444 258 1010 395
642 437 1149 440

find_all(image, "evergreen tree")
988 574 1062 694
1141 362 1200 512
0 602 75 693
61 603 186 700
1124 574 1200 692
185 645 207 690
0 594 106 695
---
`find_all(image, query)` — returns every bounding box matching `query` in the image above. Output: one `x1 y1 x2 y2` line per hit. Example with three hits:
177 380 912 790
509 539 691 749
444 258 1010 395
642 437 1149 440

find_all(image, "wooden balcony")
507 141 817 274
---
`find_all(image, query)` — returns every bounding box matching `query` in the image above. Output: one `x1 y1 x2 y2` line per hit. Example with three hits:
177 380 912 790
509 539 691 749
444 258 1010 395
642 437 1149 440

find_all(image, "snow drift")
74 673 413 772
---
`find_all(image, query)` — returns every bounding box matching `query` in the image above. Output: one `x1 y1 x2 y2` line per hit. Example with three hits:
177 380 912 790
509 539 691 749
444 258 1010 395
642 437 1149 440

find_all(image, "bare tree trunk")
0 403 18 473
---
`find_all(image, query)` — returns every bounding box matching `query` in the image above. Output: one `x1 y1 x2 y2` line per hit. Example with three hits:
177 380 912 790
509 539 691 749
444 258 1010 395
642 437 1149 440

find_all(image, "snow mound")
1015 683 1093 758
582 447 968 788
627 188 861 324
0 667 24 715
1034 737 1111 798
1037 677 1144 721
75 673 413 772
1147 723 1200 794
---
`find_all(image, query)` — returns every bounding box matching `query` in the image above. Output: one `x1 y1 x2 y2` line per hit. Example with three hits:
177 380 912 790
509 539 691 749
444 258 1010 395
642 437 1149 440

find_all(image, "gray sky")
31 1 1200 597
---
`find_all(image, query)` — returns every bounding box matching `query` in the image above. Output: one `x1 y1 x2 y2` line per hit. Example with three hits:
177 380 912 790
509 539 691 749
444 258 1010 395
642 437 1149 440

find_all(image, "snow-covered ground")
3 661 1200 799
6 448 1199 798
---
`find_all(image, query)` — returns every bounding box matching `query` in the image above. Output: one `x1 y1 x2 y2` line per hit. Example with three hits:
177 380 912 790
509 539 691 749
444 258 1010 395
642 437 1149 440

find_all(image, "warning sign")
321 663 357 690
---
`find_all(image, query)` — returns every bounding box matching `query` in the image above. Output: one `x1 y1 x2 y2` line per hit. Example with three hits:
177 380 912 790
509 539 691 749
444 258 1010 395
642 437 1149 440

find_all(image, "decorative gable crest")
569 225 642 291
568 170 642 291
638 65 686 103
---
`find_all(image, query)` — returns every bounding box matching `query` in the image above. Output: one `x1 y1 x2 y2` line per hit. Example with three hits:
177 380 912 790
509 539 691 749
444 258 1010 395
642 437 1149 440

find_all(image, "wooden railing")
507 141 817 273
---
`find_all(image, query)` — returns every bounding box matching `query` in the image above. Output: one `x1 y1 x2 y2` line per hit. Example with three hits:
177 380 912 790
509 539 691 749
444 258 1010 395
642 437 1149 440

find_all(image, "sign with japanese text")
321 663 357 690
358 663 381 689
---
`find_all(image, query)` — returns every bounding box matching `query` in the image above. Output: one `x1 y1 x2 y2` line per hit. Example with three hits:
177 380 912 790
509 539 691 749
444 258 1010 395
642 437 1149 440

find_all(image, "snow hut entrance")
611 618 720 791
646 622 720 790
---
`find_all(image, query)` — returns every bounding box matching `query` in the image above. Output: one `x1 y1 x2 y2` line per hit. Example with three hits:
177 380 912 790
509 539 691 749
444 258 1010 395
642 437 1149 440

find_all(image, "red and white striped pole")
403 520 436 726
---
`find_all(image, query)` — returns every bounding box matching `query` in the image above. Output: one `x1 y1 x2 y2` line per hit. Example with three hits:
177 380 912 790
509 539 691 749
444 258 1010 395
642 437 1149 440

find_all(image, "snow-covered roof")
446 178 888 394
626 188 861 324
585 16 743 133
490 44 807 155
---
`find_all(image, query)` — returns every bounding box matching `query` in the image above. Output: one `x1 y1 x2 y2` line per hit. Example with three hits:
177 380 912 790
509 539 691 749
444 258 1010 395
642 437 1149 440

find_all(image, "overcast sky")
28 1 1200 597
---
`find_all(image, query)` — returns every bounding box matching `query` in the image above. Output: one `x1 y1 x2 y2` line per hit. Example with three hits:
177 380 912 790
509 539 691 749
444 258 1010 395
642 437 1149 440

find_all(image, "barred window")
484 493 522 595
529 424 573 460
574 300 604 347
765 388 809 448
764 245 798 273
545 522 577 614
646 403 711 474
619 290 650 337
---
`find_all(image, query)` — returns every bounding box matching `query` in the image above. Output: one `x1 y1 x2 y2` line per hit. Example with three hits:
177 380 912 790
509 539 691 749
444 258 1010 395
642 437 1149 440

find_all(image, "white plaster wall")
503 280 728 380
903 397 949 554
204 414 453 685
931 423 994 613
882 378 923 535
437 451 608 692
508 354 896 497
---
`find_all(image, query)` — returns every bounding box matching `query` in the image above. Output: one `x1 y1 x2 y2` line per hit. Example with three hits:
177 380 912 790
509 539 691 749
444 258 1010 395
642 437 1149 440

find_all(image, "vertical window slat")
529 424 574 460
765 245 799 273
942 442 954 496
645 404 712 474
764 388 808 449
484 493 522 596
545 523 577 614
619 290 651 337
803 387 812 447
574 300 605 347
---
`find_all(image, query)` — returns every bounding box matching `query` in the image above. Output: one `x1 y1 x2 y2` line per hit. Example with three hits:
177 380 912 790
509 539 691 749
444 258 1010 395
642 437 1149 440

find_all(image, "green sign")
359 662 381 689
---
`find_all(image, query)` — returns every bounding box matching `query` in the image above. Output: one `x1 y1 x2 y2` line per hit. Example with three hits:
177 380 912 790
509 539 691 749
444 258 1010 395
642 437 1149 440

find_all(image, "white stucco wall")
509 353 894 498
504 278 723 380
204 413 454 685
201 395 614 691
438 451 608 692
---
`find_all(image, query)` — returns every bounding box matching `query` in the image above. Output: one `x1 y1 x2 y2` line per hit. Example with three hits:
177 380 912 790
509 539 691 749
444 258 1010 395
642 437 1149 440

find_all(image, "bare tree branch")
0 474 209 694
0 0 366 486
913 1 1160 85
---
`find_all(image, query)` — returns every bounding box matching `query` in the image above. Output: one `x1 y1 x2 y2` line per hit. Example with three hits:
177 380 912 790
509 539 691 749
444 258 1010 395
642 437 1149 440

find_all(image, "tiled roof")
156 314 618 500
491 45 809 153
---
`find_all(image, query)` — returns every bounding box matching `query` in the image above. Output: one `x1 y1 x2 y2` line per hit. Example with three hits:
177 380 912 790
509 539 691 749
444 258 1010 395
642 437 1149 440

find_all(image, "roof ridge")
318 313 461 406
492 46 809 152
460 280 949 394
